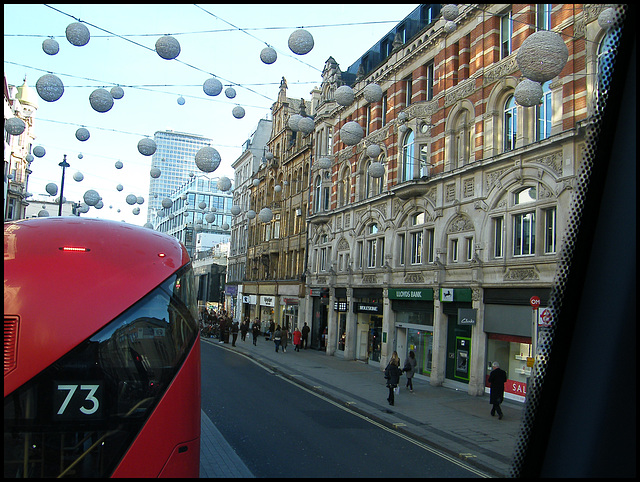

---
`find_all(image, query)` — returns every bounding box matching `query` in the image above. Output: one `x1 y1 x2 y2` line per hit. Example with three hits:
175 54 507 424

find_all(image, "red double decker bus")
4 217 200 477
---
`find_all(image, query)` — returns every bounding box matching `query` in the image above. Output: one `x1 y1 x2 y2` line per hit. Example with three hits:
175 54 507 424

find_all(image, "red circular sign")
530 296 541 309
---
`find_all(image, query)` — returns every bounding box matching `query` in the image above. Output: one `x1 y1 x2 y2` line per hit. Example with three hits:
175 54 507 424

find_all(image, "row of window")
312 199 557 273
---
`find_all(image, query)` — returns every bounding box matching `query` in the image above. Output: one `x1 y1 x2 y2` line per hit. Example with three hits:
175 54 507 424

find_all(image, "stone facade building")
301 4 616 400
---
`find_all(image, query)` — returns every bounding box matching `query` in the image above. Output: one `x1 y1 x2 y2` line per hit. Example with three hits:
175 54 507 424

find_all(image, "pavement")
199 334 524 478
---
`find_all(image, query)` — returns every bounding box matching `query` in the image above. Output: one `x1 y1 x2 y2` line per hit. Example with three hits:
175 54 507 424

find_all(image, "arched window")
597 29 618 97
536 81 552 141
338 167 350 207
365 154 386 198
402 129 415 182
314 175 322 212
504 95 517 151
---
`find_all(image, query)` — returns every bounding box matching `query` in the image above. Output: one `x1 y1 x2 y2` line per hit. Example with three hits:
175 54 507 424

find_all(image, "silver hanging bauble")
368 162 386 179
42 37 59 55
297 116 314 134
73 171 84 182
265 151 274 161
230 205 241 215
288 114 302 131
397 111 408 123
33 146 46 158
116 184 123 191
115 160 123 169
444 21 457 34
95 200 104 209
246 209 256 219
232 105 245 119
161 197 173 208
110 86 124 99
274 184 282 192
225 87 236 99
36 74 64 102
177 96 185 105
4 117 25 136
198 201 207 210
125 194 137 205
150 167 161 178
83 189 101 206
517 30 569 83
143 222 154 229
441 4 459 21
195 146 221 172
288 29 314 55
258 207 273 223
221 223 230 230
45 183 58 196
205 212 216 224
363 83 383 103
137 138 157 156
217 176 232 191
340 121 364 146
89 88 114 113
334 85 355 106
136 196 144 205
38 209 50 217
78 153 83 159
514 79 543 107
260 46 277 64
75 127 90 141
155 35 181 60
26 154 34 162
203 77 223 96
366 144 382 159
598 7 618 30
65 22 90 47
317 157 332 170
132 207 140 215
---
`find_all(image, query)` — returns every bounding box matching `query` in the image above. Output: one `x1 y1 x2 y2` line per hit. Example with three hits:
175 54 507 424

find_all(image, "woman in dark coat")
488 361 507 419
384 351 402 406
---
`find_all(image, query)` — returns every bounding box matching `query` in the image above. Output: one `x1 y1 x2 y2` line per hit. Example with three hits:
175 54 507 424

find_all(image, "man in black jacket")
489 361 507 419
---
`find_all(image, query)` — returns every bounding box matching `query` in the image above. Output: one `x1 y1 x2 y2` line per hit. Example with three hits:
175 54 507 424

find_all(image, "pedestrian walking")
231 320 239 346
384 351 402 406
281 326 289 353
251 319 260 346
301 322 310 349
273 325 282 352
240 317 249 342
488 361 507 419
293 326 302 352
403 350 418 392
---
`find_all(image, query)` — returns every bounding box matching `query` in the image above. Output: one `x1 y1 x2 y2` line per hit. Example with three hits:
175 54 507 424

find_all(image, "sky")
4 3 420 225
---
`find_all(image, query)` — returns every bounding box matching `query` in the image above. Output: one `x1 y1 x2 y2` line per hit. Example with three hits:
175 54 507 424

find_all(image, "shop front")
483 287 551 402
352 287 384 364
390 288 434 378
440 288 474 390
259 294 276 333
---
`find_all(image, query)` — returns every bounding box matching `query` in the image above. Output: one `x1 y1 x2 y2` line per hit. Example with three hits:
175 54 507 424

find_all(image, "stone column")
430 288 446 386
326 289 337 356
344 287 356 360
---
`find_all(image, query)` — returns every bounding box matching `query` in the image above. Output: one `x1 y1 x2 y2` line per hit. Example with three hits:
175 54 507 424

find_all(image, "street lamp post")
58 154 69 216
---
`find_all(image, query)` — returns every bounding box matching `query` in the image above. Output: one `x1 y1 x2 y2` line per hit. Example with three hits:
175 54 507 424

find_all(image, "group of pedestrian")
384 350 416 406
272 322 310 353
383 351 508 419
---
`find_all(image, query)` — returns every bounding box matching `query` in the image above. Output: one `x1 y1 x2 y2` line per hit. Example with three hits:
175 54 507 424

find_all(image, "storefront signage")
225 285 238 296
457 308 477 325
242 295 256 304
260 296 275 307
538 307 553 327
440 288 454 302
353 302 382 314
389 288 433 300
282 298 298 305
334 301 349 312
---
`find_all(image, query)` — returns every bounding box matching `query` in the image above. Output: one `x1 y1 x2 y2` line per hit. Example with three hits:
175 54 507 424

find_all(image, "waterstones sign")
388 288 433 301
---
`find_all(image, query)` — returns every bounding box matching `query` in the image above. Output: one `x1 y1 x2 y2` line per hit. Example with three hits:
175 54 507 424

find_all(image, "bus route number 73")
54 382 104 420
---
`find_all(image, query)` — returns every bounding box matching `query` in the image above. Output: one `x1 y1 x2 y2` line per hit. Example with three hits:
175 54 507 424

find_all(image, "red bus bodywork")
4 217 201 477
